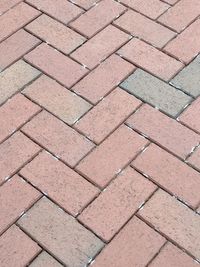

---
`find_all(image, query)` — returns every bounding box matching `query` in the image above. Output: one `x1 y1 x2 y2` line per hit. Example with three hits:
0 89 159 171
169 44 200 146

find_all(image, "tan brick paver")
0 1 200 266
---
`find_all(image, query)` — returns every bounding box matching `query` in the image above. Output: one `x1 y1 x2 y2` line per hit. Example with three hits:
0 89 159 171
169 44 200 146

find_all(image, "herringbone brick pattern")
0 0 200 266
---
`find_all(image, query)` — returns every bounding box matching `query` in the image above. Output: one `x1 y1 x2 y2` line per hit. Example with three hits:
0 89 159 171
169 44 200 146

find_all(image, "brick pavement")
0 0 200 266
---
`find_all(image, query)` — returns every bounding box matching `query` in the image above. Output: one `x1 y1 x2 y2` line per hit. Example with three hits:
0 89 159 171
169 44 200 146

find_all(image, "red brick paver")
0 1 200 266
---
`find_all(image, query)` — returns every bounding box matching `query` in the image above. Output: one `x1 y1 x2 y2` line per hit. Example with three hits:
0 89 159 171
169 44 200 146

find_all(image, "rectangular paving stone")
132 144 200 208
114 10 175 48
139 190 200 260
120 0 169 19
30 251 62 267
0 60 41 105
78 167 156 241
75 88 141 143
76 125 147 188
26 14 86 55
71 25 129 69
158 0 200 32
121 69 191 117
70 0 126 38
0 225 41 267
23 75 91 125
126 104 200 159
0 0 22 14
118 38 183 81
0 132 40 184
0 2 40 42
0 175 41 234
0 29 40 71
187 147 200 172
149 242 199 267
20 151 99 216
72 0 98 9
164 19 200 64
162 0 179 5
18 197 104 267
26 0 82 24
72 54 135 104
24 43 88 88
0 93 41 143
91 217 165 267
22 110 94 167
170 55 200 97
179 97 200 133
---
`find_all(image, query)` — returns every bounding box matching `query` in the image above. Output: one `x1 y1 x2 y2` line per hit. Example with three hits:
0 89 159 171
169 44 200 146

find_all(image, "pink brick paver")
0 225 41 267
78 167 156 241
20 151 99 216
0 1 200 266
75 88 141 143
132 143 200 208
118 38 184 81
72 54 135 104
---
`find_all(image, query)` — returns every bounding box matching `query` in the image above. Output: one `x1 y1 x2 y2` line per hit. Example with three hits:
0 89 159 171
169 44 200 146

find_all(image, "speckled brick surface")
0 1 200 266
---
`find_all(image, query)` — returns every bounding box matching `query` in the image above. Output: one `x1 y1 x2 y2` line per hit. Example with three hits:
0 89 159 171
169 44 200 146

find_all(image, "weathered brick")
24 43 88 88
158 0 200 32
76 125 147 188
149 242 199 267
0 60 40 105
26 14 85 55
20 151 99 216
0 29 40 71
72 54 135 104
26 0 82 24
70 0 126 38
91 217 165 267
0 93 40 143
75 88 141 143
22 111 94 167
179 97 200 133
71 25 129 69
164 19 200 64
0 2 40 42
18 197 104 266
23 75 91 125
118 38 183 81
132 144 200 208
114 10 175 48
120 0 169 19
0 175 41 234
30 252 62 267
139 190 200 260
170 55 200 97
187 147 200 172
0 0 22 14
79 167 156 241
120 69 191 117
127 104 199 159
0 225 41 267
0 132 40 184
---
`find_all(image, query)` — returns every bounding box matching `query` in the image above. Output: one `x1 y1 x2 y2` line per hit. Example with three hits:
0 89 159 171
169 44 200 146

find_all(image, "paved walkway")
0 0 200 266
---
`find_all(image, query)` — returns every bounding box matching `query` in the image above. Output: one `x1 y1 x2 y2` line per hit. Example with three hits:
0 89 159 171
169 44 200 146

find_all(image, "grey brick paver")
170 55 200 97
120 69 192 117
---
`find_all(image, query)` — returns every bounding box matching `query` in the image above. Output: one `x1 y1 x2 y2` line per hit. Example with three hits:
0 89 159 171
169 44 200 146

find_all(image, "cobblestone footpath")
0 0 200 266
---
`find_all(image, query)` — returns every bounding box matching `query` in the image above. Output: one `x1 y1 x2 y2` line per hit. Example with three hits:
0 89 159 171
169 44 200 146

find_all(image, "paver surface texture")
0 1 200 266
